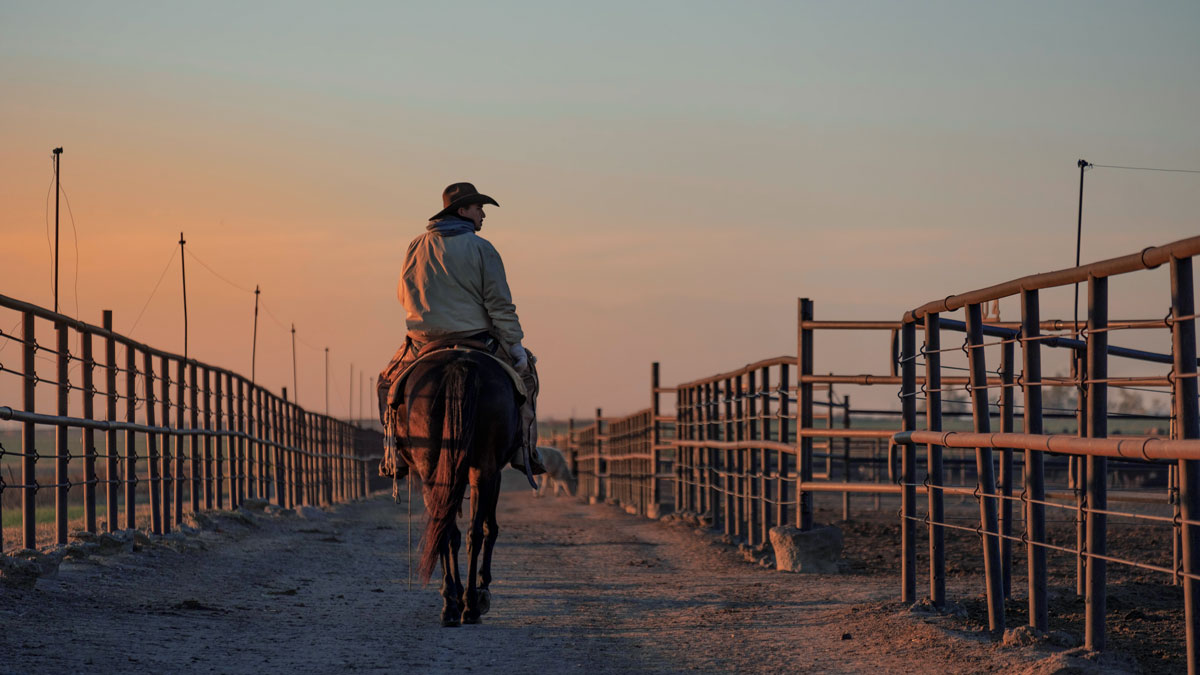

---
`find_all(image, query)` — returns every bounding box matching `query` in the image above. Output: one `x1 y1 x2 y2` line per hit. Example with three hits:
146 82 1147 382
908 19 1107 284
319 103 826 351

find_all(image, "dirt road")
1 478 1087 674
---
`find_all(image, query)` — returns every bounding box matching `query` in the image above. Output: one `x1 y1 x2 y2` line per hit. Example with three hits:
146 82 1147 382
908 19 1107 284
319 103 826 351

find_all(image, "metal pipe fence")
544 364 675 518
0 293 379 551
890 234 1200 666
544 234 1197 670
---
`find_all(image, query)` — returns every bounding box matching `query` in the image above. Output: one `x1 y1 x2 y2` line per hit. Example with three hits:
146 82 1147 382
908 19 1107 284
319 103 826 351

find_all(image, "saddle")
378 333 542 491
385 335 527 414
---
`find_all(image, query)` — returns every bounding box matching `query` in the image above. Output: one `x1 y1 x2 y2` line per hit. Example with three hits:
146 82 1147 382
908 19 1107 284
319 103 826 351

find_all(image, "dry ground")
0 475 1130 674
835 502 1184 674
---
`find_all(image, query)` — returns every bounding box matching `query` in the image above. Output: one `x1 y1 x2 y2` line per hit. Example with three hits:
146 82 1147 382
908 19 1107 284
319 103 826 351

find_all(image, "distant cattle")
535 446 577 497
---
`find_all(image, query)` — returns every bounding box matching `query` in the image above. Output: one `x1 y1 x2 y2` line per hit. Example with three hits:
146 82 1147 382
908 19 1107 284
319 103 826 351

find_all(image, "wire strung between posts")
0 319 23 356
258 298 290 332
184 246 340 410
257 298 325 351
187 246 327 352
130 246 179 335
185 247 256 294
900 511 1192 579
43 161 55 302
60 182 81 322
1091 163 1200 174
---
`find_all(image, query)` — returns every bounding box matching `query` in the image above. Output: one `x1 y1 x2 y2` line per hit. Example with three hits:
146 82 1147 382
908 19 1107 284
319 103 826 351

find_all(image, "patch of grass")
1 503 107 529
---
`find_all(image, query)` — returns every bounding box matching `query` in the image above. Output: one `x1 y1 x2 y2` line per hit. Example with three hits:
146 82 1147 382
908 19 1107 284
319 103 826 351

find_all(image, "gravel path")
1 478 1069 674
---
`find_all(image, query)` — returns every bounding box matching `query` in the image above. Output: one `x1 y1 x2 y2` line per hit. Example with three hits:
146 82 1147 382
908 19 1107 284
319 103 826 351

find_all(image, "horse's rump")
404 350 520 584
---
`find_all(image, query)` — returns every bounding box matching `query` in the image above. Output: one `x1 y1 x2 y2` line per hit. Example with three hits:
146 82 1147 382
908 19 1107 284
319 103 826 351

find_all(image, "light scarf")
426 217 475 237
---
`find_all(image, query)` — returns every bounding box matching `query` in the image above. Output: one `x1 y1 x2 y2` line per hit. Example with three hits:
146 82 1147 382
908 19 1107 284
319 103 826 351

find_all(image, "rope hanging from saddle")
383 407 405 503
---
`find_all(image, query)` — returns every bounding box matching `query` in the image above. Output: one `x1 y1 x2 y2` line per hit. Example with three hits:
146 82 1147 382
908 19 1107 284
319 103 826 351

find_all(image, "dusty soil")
0 477 1122 674
834 501 1185 674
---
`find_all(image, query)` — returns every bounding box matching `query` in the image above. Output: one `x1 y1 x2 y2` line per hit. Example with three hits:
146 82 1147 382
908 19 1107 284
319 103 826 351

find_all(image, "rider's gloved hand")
509 342 529 372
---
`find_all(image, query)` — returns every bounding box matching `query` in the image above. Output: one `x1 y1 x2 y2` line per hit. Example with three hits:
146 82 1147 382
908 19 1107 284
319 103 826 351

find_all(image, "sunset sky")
1 2 1197 418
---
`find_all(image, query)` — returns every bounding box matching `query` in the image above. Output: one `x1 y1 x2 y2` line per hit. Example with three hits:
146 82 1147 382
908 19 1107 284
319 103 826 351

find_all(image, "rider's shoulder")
464 232 500 252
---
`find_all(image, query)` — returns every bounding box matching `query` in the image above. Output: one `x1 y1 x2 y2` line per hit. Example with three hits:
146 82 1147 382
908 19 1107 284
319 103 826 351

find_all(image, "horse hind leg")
450 526 464 612
478 474 502 613
462 484 488 624
476 517 497 616
440 523 463 627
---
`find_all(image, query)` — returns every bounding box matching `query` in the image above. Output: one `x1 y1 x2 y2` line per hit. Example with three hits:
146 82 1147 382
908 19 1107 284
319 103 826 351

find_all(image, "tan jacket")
398 228 524 346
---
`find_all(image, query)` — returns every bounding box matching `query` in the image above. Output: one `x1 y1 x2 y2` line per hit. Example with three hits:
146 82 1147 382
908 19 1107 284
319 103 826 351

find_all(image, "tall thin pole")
1073 159 1090 333
349 363 354 423
1170 257 1200 669
179 232 188 360
900 320 917 603
797 298 814 530
324 347 330 416
52 147 62 313
251 285 260 384
291 323 298 404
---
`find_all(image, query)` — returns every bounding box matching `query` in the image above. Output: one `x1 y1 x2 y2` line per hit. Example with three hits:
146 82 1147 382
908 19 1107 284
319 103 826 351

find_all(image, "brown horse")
398 347 521 627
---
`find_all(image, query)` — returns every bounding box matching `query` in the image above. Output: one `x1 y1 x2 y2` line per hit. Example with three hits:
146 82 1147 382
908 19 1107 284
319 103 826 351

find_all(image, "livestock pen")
546 234 1200 672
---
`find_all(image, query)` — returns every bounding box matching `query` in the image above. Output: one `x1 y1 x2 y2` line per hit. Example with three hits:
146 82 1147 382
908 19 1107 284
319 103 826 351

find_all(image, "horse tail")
417 358 478 585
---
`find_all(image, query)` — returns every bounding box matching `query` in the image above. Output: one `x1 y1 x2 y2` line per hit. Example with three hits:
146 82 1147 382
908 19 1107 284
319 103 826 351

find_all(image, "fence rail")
0 293 380 551
892 234 1200 663
546 234 1197 672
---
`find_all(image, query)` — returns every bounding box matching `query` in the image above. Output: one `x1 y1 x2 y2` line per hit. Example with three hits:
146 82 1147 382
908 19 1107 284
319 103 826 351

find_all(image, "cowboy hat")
430 182 499 221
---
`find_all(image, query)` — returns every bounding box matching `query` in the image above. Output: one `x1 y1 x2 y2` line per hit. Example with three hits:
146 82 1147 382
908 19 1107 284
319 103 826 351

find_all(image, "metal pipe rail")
902 235 1200 323
0 406 370 462
555 308 904 547
932 317 1188 366
673 356 796 390
559 389 673 517
552 236 1198 669
669 429 894 454
895 430 1200 462
802 319 1170 332
895 233 1200 669
0 292 260 386
559 295 1184 642
0 295 377 552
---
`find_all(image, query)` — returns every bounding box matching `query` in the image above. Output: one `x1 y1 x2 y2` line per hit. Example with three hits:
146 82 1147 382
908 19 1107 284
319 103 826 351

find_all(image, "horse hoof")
477 589 491 615
462 611 481 625
441 616 461 628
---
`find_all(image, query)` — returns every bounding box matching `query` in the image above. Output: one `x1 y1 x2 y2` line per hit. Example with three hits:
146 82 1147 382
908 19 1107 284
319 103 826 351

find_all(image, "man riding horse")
378 182 544 482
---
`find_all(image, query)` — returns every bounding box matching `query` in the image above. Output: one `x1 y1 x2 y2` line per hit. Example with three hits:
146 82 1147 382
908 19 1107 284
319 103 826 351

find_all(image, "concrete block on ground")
769 524 842 573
